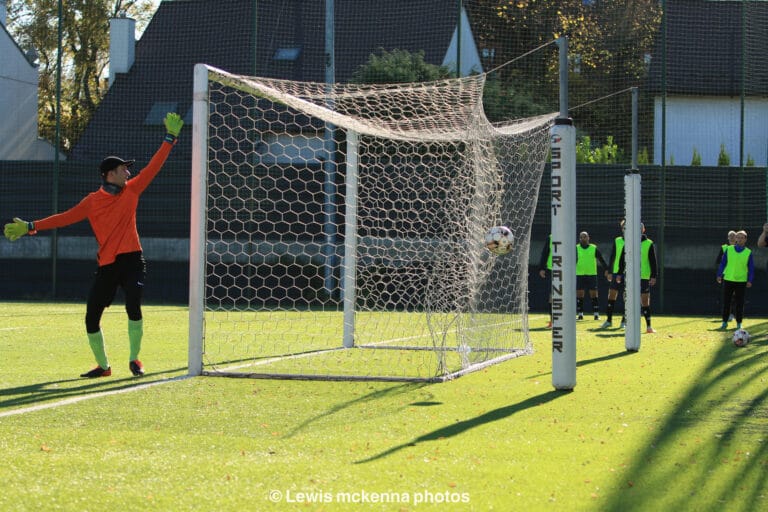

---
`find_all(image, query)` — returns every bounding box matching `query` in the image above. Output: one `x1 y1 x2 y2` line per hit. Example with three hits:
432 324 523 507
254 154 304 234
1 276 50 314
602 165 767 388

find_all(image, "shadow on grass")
283 382 427 439
0 366 188 410
355 389 565 464
600 320 768 511
526 350 633 379
593 330 628 338
576 350 635 367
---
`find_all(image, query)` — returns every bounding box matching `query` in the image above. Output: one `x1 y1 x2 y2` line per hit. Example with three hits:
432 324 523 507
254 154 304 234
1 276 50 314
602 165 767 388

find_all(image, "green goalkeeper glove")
164 112 183 137
4 218 33 241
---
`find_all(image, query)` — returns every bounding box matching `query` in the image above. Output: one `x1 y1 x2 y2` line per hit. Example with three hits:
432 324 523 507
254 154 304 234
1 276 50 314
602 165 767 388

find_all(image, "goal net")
189 64 556 381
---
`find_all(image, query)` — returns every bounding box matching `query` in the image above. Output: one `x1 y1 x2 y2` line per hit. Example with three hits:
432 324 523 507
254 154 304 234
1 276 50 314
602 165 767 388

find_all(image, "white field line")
0 375 192 419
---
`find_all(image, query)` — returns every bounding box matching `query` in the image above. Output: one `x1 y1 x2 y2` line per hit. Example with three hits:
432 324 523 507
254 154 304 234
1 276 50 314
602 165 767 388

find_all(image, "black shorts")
87 251 146 309
610 277 651 294
576 274 598 291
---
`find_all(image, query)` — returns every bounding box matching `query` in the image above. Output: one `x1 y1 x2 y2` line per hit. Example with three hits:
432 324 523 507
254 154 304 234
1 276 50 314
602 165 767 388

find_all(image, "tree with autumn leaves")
6 0 155 152
6 0 661 158
467 0 662 156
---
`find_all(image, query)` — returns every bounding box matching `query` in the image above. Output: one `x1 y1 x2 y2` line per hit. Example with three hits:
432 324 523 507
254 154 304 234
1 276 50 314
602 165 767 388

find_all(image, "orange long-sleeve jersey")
33 138 177 266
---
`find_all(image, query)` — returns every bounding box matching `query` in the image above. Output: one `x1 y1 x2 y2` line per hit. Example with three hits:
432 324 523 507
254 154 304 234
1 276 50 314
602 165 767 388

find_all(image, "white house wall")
258 133 326 165
654 95 768 166
0 27 57 160
442 6 483 76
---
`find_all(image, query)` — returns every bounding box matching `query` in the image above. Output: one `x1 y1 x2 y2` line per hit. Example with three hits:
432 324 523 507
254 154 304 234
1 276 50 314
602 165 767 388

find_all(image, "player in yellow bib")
538 234 553 328
576 231 609 320
716 230 753 330
616 223 659 333
716 230 737 266
716 230 737 321
600 220 626 329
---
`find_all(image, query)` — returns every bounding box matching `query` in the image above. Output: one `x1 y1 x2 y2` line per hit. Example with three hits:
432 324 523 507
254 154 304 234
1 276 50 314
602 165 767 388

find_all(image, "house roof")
255 0 457 82
646 0 768 96
70 0 462 163
1 22 33 66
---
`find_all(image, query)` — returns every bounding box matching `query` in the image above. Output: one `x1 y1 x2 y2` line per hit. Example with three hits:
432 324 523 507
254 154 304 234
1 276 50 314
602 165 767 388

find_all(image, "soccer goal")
188 64 556 381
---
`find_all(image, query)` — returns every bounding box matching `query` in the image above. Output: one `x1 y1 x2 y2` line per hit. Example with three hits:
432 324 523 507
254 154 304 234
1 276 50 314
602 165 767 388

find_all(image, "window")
273 47 301 61
145 102 179 125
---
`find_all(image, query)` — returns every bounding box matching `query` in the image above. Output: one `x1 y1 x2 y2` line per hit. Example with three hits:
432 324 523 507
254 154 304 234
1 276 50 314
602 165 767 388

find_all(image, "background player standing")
617 223 659 333
576 231 609 321
601 220 626 329
717 230 753 330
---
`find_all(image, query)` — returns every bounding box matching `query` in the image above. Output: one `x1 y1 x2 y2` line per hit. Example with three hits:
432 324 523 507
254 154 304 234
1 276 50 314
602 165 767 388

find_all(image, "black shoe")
129 360 145 376
80 366 111 378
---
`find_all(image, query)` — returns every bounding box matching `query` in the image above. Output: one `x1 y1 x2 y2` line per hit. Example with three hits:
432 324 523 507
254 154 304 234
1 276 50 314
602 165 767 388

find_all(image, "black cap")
99 156 135 175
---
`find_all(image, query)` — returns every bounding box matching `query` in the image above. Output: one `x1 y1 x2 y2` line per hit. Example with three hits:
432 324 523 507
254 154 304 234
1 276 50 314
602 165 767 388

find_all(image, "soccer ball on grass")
732 328 750 347
484 226 513 256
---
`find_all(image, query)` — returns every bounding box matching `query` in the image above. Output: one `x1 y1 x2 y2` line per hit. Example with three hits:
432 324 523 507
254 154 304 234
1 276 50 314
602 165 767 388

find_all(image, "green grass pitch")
0 302 766 511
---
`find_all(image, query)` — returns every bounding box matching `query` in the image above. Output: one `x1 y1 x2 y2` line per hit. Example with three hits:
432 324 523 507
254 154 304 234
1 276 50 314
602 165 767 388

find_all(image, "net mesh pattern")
199 67 556 381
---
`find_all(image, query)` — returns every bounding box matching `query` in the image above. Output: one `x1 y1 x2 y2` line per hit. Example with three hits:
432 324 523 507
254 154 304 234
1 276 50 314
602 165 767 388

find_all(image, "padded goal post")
188 64 556 381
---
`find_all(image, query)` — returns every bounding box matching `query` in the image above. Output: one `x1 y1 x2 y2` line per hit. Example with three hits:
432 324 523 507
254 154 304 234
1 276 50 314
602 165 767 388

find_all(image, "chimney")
109 11 136 87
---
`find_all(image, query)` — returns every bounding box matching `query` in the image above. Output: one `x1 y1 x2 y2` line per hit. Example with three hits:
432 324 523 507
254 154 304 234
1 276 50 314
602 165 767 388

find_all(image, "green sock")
87 331 109 369
128 319 143 361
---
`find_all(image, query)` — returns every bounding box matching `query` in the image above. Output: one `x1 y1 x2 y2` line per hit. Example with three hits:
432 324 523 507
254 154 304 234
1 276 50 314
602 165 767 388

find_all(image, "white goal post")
188 63 557 381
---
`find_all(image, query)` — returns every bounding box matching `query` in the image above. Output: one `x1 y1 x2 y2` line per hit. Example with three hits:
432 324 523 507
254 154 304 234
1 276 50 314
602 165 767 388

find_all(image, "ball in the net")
484 226 513 256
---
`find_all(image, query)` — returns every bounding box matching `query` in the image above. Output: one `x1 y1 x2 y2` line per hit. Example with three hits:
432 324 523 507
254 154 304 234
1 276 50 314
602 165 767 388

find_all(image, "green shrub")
350 49 452 84
576 136 594 163
481 77 549 123
718 143 731 166
576 135 622 164
690 147 702 166
637 147 650 165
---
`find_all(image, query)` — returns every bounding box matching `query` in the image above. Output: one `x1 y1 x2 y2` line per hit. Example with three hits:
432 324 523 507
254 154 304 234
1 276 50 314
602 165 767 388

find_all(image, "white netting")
194 66 556 381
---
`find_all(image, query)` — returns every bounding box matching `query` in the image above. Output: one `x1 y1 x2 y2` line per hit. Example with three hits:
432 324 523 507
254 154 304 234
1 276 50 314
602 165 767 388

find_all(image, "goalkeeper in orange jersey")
4 113 184 378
